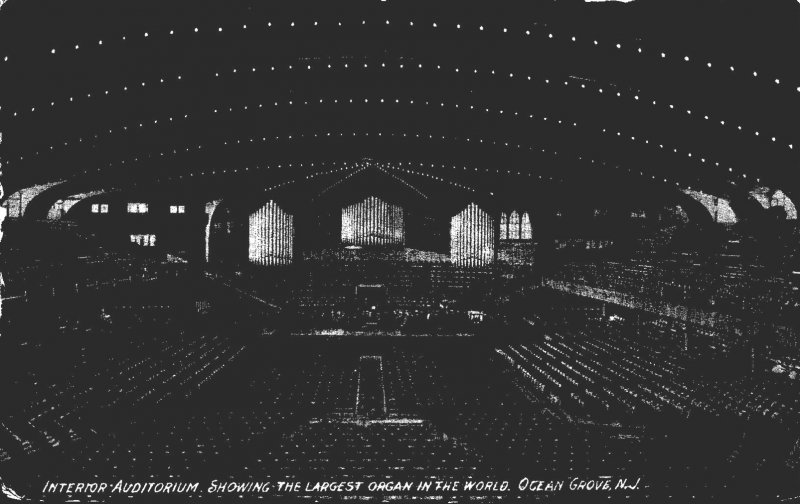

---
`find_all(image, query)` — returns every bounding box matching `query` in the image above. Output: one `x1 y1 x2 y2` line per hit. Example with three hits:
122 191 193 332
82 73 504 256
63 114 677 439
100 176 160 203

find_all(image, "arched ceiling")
1 0 798 207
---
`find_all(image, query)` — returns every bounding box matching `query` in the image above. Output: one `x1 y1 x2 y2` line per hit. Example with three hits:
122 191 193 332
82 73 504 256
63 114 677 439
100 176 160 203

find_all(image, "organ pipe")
450 203 495 267
248 200 294 266
341 196 405 246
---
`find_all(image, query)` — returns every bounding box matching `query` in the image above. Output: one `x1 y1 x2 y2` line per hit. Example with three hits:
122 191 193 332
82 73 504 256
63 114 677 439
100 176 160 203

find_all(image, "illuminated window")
750 187 797 220
128 202 149 213
91 204 100 213
508 211 521 239
683 189 737 224
170 205 186 214
130 234 156 246
500 211 533 241
100 204 109 213
770 190 797 220
521 212 532 239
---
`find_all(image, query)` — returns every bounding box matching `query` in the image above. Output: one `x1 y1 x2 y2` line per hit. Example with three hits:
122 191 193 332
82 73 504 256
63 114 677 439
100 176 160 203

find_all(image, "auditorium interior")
1 0 799 502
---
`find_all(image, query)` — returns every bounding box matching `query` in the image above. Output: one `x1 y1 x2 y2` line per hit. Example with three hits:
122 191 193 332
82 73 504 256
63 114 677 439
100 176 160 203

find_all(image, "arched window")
508 211 520 239
130 234 156 247
683 189 737 224
500 210 533 241
771 190 797 220
521 212 532 239
750 187 797 220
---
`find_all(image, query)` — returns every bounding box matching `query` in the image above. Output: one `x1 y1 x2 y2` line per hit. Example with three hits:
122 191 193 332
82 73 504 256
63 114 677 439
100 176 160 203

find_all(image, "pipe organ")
450 203 495 267
248 200 294 266
341 196 405 246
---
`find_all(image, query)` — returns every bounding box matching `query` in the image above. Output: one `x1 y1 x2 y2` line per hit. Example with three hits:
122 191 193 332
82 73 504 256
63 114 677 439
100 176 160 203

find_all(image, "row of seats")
496 314 800 430
550 257 800 323
0 300 244 465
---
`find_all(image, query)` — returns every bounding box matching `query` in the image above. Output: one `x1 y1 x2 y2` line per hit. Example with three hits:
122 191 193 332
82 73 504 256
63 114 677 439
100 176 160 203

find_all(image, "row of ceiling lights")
315 163 373 198
11 95 752 186
8 92 587 163
105 152 569 192
2 60 792 156
106 129 575 183
79 164 727 219
0 21 786 202
3 20 800 105
147 159 488 195
56 152 704 202
375 164 430 200
380 161 483 193
3 18 797 98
